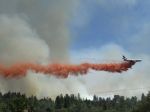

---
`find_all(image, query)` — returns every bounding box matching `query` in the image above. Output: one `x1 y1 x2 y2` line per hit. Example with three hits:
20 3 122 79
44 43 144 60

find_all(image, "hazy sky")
0 0 150 99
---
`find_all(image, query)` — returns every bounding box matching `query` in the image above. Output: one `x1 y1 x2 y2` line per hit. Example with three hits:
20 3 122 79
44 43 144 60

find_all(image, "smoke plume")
0 0 79 98
0 0 78 63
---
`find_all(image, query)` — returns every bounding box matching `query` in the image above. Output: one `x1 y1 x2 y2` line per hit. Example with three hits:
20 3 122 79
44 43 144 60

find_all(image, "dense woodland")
0 91 149 112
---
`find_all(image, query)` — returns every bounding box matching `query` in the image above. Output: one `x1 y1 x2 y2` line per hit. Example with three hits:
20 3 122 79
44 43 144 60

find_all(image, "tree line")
0 91 149 112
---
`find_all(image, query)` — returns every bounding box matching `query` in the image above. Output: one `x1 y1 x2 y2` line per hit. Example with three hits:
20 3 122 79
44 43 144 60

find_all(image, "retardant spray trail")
0 60 137 78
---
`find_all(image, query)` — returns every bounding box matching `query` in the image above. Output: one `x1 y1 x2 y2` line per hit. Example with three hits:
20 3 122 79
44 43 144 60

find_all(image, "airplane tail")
122 55 127 61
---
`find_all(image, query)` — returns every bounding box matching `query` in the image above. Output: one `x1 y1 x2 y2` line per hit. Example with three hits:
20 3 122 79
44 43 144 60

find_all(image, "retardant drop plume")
0 61 136 78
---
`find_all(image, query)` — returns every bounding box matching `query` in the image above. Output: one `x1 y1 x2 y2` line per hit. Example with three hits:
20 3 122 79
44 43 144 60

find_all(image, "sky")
70 0 150 98
0 0 150 99
71 0 150 54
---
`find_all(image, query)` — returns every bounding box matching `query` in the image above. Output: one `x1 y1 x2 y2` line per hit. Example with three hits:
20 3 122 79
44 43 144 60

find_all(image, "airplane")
122 55 142 63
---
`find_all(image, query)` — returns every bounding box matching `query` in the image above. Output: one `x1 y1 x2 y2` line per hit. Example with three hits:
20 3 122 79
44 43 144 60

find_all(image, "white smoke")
0 71 89 99
0 15 50 65
16 0 78 62
0 0 85 99
0 0 78 62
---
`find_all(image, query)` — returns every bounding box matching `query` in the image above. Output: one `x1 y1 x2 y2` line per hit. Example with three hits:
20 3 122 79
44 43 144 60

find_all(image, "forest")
0 91 149 112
